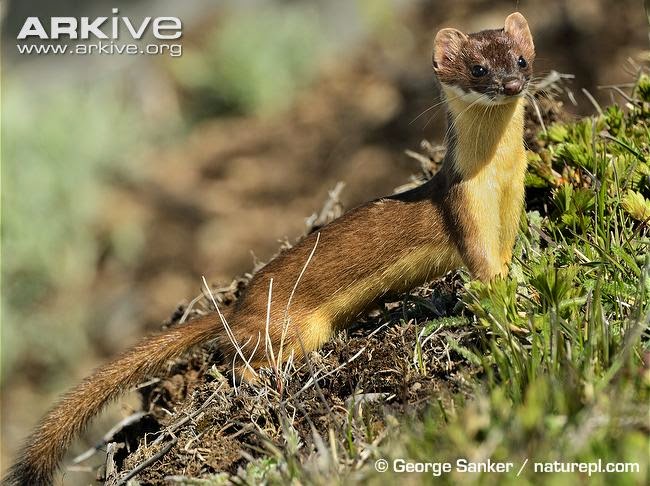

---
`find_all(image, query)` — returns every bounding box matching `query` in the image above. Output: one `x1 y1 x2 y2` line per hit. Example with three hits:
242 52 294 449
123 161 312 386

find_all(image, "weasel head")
432 12 535 106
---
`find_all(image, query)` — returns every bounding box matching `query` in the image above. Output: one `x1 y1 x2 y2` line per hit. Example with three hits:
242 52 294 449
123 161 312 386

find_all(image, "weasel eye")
470 65 488 77
517 56 528 68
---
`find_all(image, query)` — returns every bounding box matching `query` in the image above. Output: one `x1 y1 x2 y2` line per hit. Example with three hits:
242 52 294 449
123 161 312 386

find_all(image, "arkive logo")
17 8 182 40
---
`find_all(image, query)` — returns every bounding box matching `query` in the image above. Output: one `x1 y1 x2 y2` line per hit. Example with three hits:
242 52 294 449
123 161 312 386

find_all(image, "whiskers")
525 70 577 134
410 92 467 129
524 91 547 134
413 70 573 165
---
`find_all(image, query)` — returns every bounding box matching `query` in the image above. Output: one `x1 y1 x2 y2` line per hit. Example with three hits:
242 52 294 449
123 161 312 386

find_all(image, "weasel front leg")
445 186 504 282
498 178 526 272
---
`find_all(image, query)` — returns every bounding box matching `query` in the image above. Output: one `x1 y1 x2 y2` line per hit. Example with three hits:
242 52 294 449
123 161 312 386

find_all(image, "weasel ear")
504 12 534 55
433 28 467 70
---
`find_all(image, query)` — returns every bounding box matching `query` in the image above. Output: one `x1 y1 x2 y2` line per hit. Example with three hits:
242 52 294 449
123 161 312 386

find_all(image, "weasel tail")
4 315 224 486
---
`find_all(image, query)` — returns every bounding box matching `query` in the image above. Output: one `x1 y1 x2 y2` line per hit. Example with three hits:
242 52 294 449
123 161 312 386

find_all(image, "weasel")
5 12 535 485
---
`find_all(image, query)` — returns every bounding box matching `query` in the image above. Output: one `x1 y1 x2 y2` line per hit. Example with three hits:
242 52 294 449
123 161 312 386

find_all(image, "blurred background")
1 0 648 480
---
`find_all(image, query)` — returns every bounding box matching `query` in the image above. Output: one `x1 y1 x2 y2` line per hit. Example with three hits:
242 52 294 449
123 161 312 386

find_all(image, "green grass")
215 75 650 486
365 74 650 485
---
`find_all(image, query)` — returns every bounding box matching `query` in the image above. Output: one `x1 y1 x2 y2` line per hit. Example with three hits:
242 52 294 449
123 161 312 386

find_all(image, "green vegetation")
1 79 158 383
217 76 649 485
171 6 327 118
4 7 648 483
374 79 650 483
369 75 650 484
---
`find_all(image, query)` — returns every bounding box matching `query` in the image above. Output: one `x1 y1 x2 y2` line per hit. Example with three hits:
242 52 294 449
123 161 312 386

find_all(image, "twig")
115 438 178 486
530 96 547 135
532 70 574 92
132 377 161 391
353 428 390 470
72 412 148 465
567 89 578 106
306 182 345 230
295 344 368 397
180 293 205 323
405 149 433 167
103 442 124 486
528 223 558 248
264 277 280 384
598 85 636 104
151 386 222 445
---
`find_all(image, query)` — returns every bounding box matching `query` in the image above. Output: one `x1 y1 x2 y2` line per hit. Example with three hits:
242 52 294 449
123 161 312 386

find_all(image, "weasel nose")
503 79 523 96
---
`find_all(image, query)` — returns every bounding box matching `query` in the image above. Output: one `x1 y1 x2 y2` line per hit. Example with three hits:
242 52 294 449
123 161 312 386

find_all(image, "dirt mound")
99 272 478 484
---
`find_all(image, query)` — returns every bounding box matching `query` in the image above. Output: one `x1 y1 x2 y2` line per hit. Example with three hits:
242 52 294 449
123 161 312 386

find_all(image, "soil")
105 273 480 484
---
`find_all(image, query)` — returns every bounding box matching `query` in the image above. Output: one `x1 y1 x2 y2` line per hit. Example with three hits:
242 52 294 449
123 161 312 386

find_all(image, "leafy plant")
170 6 327 117
364 73 650 484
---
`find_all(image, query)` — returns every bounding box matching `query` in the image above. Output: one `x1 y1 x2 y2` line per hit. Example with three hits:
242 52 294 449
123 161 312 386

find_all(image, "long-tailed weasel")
5 12 534 485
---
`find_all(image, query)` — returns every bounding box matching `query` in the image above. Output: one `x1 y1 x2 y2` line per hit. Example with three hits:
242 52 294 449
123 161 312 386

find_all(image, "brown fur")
4 13 534 485
433 13 535 98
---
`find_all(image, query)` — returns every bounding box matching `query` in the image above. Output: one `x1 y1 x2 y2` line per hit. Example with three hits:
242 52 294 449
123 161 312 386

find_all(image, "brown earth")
101 273 479 484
